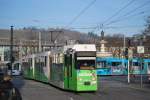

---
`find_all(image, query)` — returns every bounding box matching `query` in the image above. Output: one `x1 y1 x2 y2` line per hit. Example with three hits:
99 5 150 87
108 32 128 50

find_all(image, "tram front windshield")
112 62 122 67
77 60 95 70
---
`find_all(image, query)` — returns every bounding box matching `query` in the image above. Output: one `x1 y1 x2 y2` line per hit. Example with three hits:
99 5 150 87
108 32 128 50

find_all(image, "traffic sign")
137 46 144 53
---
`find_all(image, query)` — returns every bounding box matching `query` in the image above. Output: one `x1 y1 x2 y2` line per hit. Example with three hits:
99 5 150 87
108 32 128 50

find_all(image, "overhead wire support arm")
10 26 14 76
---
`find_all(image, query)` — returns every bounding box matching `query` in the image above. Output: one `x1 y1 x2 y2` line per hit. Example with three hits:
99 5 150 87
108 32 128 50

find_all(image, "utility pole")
127 58 130 83
122 34 127 80
139 37 144 88
38 31 41 52
140 38 143 88
50 31 53 43
127 39 131 83
123 34 126 54
19 40 22 61
140 53 143 88
10 26 14 76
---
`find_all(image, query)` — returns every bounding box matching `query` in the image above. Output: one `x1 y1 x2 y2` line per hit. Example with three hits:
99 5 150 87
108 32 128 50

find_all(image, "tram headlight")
91 81 97 85
77 77 82 81
92 77 96 81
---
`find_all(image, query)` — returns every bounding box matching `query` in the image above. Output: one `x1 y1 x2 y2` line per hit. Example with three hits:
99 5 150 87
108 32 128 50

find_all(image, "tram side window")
22 60 29 71
57 54 63 68
132 62 142 70
35 58 39 68
29 58 32 68
70 54 72 77
52 55 55 67
64 55 67 66
142 62 144 70
14 63 19 70
124 63 127 67
64 54 69 66
97 61 106 68
112 62 122 66
44 56 47 67
133 62 139 66
41 57 45 67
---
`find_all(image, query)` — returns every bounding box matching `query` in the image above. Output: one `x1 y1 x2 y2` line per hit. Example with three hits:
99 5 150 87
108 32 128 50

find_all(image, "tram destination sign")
76 52 96 57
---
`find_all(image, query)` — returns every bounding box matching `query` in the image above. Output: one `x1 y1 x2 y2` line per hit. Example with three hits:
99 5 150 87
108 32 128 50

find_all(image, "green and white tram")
22 44 97 92
22 54 34 79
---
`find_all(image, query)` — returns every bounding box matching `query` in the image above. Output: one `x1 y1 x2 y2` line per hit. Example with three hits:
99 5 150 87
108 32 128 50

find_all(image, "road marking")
128 86 150 92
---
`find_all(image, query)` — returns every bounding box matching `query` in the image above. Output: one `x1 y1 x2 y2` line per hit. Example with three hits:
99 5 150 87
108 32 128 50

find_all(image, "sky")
0 0 150 36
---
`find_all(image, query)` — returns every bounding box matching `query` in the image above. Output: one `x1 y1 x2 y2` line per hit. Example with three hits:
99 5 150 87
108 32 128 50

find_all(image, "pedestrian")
0 75 22 100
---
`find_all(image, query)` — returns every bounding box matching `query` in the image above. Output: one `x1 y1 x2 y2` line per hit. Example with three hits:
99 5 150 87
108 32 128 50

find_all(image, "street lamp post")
139 36 145 88
10 26 14 76
136 35 146 88
127 39 131 84
139 38 143 88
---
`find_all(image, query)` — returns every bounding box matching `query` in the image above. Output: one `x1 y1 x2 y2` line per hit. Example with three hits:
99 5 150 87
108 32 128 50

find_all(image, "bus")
96 57 127 75
22 44 97 92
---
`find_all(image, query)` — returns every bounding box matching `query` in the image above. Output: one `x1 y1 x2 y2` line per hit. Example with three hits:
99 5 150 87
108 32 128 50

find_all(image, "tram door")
65 54 72 89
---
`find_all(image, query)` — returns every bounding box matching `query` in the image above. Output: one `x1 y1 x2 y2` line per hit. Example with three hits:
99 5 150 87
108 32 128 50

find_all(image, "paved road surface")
12 76 150 100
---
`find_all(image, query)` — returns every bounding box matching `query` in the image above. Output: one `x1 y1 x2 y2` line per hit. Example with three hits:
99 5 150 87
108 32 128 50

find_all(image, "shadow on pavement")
99 75 150 90
12 76 25 90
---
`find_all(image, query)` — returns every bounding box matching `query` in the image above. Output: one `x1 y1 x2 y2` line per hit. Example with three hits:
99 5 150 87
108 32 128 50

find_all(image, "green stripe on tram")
34 67 48 82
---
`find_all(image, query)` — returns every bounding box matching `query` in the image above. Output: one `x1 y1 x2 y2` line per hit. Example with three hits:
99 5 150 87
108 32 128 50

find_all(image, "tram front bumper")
76 81 97 91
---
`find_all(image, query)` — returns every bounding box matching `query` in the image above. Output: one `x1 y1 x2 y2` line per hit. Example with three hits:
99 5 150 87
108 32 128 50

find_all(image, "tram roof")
64 44 96 52
143 59 150 62
96 57 127 62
